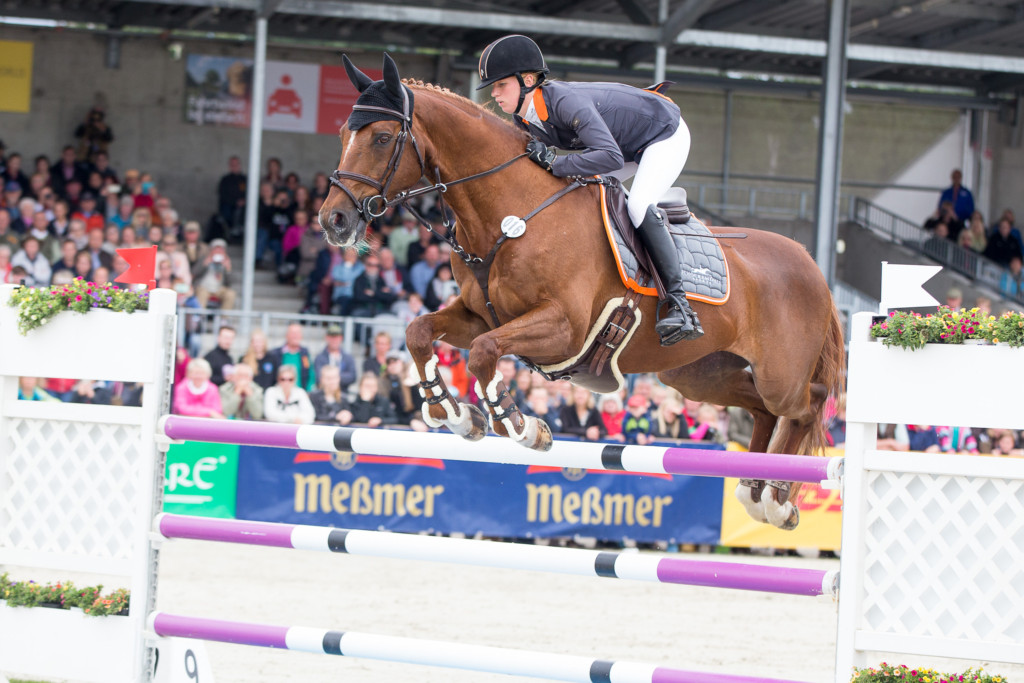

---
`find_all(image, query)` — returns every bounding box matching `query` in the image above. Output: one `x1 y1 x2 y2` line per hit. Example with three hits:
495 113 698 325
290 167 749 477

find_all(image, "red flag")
114 245 157 290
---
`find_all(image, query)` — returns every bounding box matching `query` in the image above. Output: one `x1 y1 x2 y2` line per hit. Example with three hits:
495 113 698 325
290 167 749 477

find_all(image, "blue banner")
236 442 724 544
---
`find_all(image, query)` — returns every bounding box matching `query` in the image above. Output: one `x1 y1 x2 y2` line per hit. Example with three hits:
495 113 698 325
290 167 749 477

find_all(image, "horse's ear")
382 53 402 99
342 54 374 93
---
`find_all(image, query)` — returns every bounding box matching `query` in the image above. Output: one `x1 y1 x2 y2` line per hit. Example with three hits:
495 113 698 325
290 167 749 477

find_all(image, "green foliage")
851 663 1007 683
6 278 149 335
870 307 1024 350
0 572 129 617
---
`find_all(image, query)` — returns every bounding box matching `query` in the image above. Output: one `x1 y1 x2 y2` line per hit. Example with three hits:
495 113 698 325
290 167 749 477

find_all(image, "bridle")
327 85 425 225
326 87 536 265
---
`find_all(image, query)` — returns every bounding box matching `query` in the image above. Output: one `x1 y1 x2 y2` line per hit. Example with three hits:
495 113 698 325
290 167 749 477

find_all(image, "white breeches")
607 117 691 227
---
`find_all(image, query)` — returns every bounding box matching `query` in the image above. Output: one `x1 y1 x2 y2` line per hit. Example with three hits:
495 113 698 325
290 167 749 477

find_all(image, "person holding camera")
193 238 236 310
74 107 114 164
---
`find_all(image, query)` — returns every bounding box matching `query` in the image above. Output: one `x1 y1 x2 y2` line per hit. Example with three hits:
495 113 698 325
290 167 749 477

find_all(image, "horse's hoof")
762 491 800 530
735 480 768 523
461 403 489 441
530 418 553 452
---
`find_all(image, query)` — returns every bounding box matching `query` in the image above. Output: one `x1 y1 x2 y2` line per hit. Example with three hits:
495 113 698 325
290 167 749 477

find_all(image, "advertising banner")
184 54 252 127
317 64 381 136
235 444 724 544
717 447 843 550
263 60 320 133
184 54 377 135
163 441 239 518
0 40 33 113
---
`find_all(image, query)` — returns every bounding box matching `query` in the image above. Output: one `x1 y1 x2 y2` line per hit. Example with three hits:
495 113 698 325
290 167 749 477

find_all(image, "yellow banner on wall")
718 447 844 550
0 40 33 113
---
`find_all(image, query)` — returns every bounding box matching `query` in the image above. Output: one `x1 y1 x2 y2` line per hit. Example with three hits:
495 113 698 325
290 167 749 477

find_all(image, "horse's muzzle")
319 208 366 248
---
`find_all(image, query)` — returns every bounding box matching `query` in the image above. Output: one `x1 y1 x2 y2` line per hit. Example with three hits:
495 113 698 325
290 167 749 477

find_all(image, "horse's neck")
418 96 554 253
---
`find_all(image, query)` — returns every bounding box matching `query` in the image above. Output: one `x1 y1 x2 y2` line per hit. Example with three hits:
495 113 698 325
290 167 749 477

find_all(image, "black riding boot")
636 204 704 345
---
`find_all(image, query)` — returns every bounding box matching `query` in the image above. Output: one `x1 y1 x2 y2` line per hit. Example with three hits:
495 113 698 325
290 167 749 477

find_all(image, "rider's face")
490 77 522 115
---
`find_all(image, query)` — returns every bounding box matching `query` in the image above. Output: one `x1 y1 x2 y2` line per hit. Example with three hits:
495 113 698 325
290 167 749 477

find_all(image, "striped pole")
149 612 813 683
156 514 837 597
159 416 842 484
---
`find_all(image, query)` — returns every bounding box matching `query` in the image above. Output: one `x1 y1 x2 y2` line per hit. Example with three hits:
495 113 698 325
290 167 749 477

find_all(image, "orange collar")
531 87 548 121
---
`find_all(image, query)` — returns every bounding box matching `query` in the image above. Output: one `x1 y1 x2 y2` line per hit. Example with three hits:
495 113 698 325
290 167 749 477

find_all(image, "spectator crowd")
6 126 1024 456
923 168 1024 297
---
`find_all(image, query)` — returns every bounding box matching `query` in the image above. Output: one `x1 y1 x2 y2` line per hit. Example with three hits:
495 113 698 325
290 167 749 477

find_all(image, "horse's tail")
769 297 846 457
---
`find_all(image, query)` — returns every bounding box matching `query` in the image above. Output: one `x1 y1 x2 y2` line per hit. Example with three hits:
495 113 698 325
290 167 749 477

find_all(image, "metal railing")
681 178 1022 305
850 197 1023 305
176 308 407 358
685 181 855 222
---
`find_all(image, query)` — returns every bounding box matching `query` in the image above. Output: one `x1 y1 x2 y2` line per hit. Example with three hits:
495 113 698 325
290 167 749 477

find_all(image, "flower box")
0 283 176 383
848 311 1024 430
0 601 133 682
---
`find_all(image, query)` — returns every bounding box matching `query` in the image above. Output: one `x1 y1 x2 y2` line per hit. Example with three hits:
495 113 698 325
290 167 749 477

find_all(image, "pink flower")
75 295 82 302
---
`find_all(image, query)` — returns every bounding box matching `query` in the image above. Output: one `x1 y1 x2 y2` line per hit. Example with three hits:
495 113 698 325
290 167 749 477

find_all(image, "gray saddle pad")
608 186 729 301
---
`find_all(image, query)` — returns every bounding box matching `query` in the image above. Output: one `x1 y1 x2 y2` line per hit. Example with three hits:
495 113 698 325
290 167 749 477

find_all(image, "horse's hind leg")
466 302 575 451
657 353 779 525
760 382 830 530
406 298 490 441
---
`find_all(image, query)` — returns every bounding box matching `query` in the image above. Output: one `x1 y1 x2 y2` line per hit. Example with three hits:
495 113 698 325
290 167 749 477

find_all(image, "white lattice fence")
0 285 177 683
836 312 1024 681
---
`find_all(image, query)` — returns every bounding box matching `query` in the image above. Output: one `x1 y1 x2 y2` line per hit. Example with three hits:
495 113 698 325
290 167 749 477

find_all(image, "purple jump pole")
151 612 289 649
156 514 836 598
159 416 840 483
149 612 814 683
661 447 834 484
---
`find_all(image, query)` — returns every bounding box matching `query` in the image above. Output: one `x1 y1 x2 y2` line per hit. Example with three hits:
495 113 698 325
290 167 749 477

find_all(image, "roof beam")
674 28 1024 75
914 14 1022 50
276 0 660 41
613 0 654 26
661 0 719 43
697 0 798 31
851 0 1020 22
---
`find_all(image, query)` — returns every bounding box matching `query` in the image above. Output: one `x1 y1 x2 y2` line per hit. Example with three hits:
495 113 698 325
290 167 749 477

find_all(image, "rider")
477 34 703 345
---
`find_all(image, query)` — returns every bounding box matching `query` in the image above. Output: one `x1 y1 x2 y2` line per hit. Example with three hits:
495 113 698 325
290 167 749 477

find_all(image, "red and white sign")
263 61 321 133
318 65 382 136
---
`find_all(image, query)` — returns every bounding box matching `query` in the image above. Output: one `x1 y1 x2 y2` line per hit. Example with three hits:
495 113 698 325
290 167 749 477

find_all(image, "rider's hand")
526 139 555 172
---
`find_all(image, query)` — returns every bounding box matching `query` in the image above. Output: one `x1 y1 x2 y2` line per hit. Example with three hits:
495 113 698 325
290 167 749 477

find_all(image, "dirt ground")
152 538 1021 683
8 540 1022 682
155 540 839 682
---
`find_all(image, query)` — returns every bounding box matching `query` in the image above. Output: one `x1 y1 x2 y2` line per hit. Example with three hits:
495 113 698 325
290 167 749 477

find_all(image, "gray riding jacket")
512 80 682 178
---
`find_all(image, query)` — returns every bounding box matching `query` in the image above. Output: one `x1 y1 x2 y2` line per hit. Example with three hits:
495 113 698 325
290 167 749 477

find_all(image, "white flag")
878 262 941 313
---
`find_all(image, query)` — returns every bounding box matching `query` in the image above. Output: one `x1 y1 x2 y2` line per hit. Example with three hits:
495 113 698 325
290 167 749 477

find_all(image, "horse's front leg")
467 302 575 452
406 297 490 441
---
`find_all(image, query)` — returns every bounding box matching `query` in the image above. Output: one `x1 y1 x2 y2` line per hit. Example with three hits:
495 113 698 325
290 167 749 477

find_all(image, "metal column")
240 12 269 335
654 0 668 83
813 0 851 287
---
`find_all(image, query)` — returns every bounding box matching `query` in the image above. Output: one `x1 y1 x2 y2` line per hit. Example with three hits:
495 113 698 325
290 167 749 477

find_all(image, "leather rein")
327 97 597 328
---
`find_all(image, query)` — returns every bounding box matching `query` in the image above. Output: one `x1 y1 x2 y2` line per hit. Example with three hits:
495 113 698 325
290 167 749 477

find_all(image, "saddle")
602 178 730 304
529 179 732 394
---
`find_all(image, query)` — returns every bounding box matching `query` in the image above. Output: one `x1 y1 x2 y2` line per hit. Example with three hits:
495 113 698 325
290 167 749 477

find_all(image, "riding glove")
526 139 556 172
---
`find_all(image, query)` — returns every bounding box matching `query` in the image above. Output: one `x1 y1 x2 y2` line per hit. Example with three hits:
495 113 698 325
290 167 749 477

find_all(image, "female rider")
477 34 702 345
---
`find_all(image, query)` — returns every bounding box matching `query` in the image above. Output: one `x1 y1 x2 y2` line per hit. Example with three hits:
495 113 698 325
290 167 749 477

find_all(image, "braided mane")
403 78 523 134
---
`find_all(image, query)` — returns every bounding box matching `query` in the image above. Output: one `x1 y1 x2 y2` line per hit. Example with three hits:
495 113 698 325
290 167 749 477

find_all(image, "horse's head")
319 54 425 247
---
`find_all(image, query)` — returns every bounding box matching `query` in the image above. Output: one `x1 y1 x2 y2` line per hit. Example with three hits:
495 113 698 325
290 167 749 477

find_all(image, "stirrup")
655 299 703 345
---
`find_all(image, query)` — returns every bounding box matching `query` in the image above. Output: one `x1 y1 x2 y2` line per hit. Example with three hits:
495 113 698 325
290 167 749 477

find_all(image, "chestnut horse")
319 55 844 530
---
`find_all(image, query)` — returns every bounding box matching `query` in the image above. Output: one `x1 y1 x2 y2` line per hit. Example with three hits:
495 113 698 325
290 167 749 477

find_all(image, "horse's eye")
375 134 392 145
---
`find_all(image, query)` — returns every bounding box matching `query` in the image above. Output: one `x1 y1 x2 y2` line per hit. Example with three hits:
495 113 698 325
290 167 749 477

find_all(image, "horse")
319 55 845 531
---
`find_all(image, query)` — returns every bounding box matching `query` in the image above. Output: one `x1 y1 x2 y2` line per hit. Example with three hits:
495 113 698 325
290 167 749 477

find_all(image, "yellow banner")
0 41 33 113
718 447 843 550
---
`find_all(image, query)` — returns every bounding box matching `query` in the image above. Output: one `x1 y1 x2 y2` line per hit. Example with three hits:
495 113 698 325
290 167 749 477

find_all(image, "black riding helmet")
477 35 550 113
